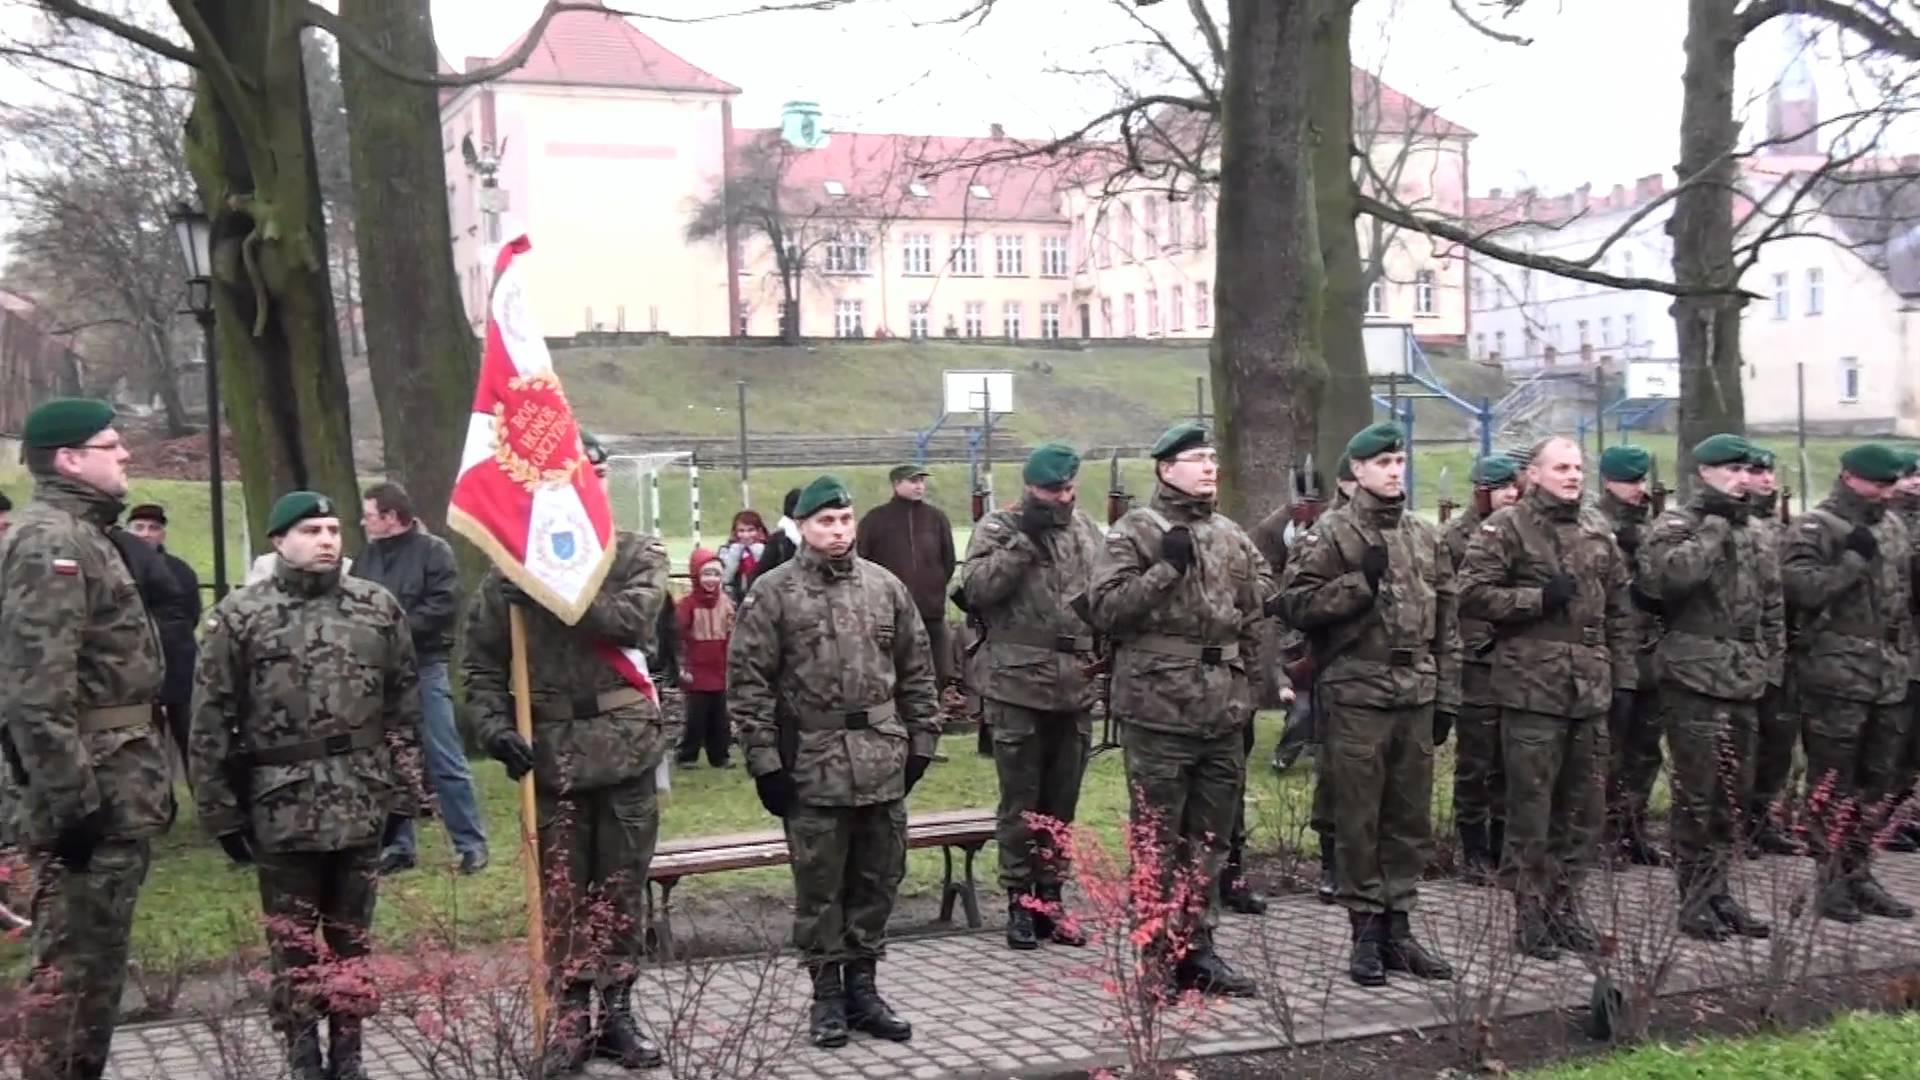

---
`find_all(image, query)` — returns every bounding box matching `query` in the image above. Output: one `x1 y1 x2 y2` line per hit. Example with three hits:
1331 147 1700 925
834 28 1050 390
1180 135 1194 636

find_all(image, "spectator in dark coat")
124 503 200 761
856 464 957 688
752 488 802 587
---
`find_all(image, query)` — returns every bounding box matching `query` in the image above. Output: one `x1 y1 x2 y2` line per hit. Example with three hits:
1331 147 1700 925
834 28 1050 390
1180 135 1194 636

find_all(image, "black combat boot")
1618 824 1670 868
1034 883 1088 946
1513 897 1560 961
1709 894 1772 938
1851 874 1916 919
1221 840 1268 915
844 958 912 1041
326 1016 366 1080
1005 889 1039 951
1549 894 1602 954
1348 911 1388 986
1316 832 1337 905
540 982 596 1076
1457 822 1495 886
1677 868 1732 942
1818 878 1866 924
286 1022 325 1080
1177 932 1258 997
807 963 849 1049
1383 911 1452 980
596 980 664 1069
1750 811 1801 856
1489 820 1507 873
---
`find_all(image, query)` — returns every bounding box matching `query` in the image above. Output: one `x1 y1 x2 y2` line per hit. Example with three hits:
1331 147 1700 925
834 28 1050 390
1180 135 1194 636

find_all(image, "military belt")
1669 621 1760 643
1128 635 1239 665
992 628 1095 654
535 685 651 722
246 726 383 767
1822 619 1902 645
78 704 153 734
1512 622 1606 646
797 700 899 732
1343 642 1426 667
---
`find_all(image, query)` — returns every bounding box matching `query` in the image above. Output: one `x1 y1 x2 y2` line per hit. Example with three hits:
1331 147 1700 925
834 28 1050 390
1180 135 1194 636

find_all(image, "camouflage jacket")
1277 485 1462 713
1637 492 1777 703
1090 483 1273 739
727 544 941 806
1746 495 1790 687
957 498 1106 712
1596 490 1663 687
0 476 168 847
1442 507 1494 665
1457 485 1636 719
1894 492 1920 684
189 561 422 853
1780 484 1913 705
464 530 671 794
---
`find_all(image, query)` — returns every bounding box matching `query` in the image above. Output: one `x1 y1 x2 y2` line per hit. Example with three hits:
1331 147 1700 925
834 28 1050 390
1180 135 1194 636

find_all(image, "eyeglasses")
1171 451 1218 465
72 440 122 453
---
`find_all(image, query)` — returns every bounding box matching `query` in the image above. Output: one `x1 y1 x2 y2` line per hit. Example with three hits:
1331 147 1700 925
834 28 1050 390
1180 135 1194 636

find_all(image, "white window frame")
994 234 1025 276
1040 236 1069 277
1002 301 1023 340
737 302 750 337
1191 190 1209 249
1123 293 1137 335
902 233 932 276
1195 281 1211 328
950 233 980 276
1040 301 1061 340
1146 289 1161 334
1806 267 1825 316
1841 356 1861 402
1493 330 1505 361
1772 272 1790 319
823 231 869 275
1414 270 1437 315
1142 196 1161 251
1367 279 1386 316
1623 312 1637 346
963 301 985 338
834 299 864 338
1600 315 1613 347
908 301 930 340
1170 285 1186 331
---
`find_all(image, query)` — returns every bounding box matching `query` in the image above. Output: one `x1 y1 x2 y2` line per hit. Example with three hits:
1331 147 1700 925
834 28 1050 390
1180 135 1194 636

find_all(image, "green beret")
1841 443 1906 483
1023 443 1080 487
1692 433 1753 468
1150 422 1209 461
1335 456 1354 482
1471 456 1519 487
23 397 115 450
1749 447 1777 470
794 474 853 519
888 463 930 484
580 430 608 466
266 490 337 536
1345 422 1405 462
1599 445 1652 482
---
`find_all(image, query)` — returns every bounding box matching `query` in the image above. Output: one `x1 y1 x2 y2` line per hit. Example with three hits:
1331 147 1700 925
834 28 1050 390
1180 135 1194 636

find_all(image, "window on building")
1100 296 1114 336
1600 315 1613 346
1623 312 1637 346
1120 204 1136 261
1041 236 1069 277
995 234 1025 276
737 302 750 337
1807 267 1825 315
1623 249 1635 278
1002 301 1023 339
1475 332 1487 359
823 231 870 274
950 233 980 275
1195 281 1211 327
822 180 846 197
1167 196 1184 246
969 183 992 200
1772 272 1789 319
1147 290 1161 334
1577 319 1590 345
1367 279 1386 315
1414 270 1437 315
1143 196 1161 250
1094 209 1112 268
1170 285 1186 331
1123 293 1137 335
902 233 933 276
1493 330 1505 362
1192 189 1210 248
1040 302 1061 340
1842 356 1861 402
834 299 864 338
908 301 930 339
964 301 985 338
908 181 930 198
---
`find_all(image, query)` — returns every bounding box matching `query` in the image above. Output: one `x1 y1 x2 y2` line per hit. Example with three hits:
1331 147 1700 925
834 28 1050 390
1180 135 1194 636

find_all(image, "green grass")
1523 1011 1920 1078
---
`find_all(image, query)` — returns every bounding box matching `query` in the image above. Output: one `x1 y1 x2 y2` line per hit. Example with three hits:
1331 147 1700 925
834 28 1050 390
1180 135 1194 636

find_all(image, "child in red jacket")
675 548 735 767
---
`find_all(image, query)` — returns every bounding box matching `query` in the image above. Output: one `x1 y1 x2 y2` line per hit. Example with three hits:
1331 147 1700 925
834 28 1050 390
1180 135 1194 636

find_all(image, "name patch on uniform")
51 558 78 576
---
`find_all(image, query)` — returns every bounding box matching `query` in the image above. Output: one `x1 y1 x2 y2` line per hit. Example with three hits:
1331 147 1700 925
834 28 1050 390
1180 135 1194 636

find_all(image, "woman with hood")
675 547 736 767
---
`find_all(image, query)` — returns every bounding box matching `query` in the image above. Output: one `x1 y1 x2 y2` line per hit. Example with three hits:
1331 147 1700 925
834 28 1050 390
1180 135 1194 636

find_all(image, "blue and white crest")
551 531 576 561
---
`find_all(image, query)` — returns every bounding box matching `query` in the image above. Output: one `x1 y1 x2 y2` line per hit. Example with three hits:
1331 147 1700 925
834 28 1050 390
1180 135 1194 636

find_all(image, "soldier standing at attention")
1593 446 1670 868
729 475 940 1049
958 444 1102 950
1303 457 1359 903
1881 449 1920 852
1780 444 1916 922
1090 422 1269 997
189 492 422 1080
1278 422 1459 987
0 399 168 1080
1744 449 1800 855
1443 455 1520 884
1458 436 1635 960
465 434 673 1075
1637 435 1776 940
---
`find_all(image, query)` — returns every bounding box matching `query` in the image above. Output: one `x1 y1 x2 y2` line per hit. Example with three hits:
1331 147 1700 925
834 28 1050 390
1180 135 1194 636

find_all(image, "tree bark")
337 0 479 540
1309 0 1372 480
1211 0 1319 521
1668 0 1747 487
181 0 361 553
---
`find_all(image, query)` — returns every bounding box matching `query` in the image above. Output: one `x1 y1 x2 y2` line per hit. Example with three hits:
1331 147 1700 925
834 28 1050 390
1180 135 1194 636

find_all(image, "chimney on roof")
1636 174 1664 200
1609 184 1626 208
1902 154 1920 172
1489 187 1503 200
1573 182 1592 213
990 122 1005 138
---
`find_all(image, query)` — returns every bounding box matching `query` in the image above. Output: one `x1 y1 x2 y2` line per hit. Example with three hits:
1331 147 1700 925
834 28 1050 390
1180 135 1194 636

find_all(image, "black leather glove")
1160 526 1194 573
488 730 536 782
1540 572 1578 614
1432 710 1455 747
1360 545 1390 591
1613 524 1641 556
1609 689 1636 729
50 809 106 872
755 770 798 818
498 579 532 607
1846 525 1879 561
1263 593 1285 619
380 813 410 850
1628 583 1665 616
217 831 255 866
1018 501 1052 542
904 754 932 794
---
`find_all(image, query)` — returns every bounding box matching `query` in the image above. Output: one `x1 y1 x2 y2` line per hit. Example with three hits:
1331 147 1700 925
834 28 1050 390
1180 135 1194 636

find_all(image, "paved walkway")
104 852 1920 1079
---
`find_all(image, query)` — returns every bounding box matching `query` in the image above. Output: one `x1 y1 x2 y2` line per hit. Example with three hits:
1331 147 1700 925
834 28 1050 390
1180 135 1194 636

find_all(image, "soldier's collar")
32 473 125 527
1350 484 1405 525
1525 484 1582 522
797 542 856 578
1601 489 1650 522
271 557 343 597
1151 482 1214 521
1826 480 1886 525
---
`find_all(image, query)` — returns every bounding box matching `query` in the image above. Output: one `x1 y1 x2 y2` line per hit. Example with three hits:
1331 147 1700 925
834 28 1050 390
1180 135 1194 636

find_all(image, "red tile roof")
464 10 738 95
1357 70 1472 138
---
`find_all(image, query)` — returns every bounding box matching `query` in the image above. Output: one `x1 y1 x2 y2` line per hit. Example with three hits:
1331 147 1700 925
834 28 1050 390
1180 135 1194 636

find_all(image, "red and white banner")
448 235 654 702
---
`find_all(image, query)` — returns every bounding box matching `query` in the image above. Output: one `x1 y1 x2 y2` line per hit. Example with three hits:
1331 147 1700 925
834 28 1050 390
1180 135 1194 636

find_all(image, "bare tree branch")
1448 0 1534 45
1742 0 1920 56
1188 0 1227 71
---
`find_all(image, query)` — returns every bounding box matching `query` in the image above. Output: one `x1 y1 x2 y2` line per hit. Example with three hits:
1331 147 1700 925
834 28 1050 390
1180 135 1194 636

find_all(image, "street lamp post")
168 202 227 600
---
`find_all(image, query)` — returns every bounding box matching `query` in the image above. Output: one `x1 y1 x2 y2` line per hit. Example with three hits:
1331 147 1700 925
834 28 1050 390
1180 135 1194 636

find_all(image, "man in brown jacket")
858 465 958 690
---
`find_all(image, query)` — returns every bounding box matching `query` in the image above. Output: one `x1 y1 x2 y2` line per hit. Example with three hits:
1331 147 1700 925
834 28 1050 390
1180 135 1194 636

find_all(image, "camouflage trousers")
1451 663 1505 831
1325 701 1435 914
1607 685 1665 841
1749 683 1797 821
784 800 907 962
1660 686 1757 908
1801 693 1910 880
989 700 1091 890
20 840 150 1080
1121 723 1244 932
537 773 659 985
255 845 380 1032
1501 711 1605 901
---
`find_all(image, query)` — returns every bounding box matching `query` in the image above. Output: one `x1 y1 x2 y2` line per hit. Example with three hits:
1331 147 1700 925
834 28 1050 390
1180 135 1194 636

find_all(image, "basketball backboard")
943 369 1015 415
1362 323 1414 377
1625 360 1681 399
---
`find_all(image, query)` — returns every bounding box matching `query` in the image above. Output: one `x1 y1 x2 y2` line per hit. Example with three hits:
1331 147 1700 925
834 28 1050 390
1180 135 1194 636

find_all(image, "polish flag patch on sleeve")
51 558 79 576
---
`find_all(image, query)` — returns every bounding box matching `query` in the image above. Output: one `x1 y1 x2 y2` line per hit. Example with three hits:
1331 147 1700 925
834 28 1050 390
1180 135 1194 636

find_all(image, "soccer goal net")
604 451 704 545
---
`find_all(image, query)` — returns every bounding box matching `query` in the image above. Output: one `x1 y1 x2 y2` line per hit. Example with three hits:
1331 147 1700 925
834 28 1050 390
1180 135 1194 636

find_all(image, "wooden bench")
644 808 997 959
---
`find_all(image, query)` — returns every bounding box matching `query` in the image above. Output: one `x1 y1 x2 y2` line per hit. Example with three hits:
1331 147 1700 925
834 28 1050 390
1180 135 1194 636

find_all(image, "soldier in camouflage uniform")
1593 446 1670 868
729 475 939 1049
1882 449 1920 852
0 399 169 1080
1780 444 1917 922
1458 436 1636 960
465 431 672 1075
958 444 1103 950
1279 422 1460 987
1303 459 1358 904
1442 455 1520 884
1090 423 1270 997
189 492 422 1080
1637 435 1776 941
1744 449 1800 855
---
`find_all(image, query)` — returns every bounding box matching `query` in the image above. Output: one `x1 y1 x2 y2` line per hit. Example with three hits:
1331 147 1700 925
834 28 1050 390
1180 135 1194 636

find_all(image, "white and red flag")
447 235 654 702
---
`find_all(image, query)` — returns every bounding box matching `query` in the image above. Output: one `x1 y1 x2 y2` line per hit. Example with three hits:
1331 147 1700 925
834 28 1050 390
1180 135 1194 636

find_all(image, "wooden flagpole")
510 604 551 1056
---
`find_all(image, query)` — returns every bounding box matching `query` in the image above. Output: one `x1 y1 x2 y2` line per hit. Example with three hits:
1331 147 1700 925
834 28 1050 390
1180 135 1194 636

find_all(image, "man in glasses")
0 398 170 1080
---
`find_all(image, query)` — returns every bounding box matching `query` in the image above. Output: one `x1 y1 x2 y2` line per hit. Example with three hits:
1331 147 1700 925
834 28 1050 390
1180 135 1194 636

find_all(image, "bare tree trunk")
1669 0 1746 484
337 0 478 539
1310 0 1372 479
1212 0 1320 521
